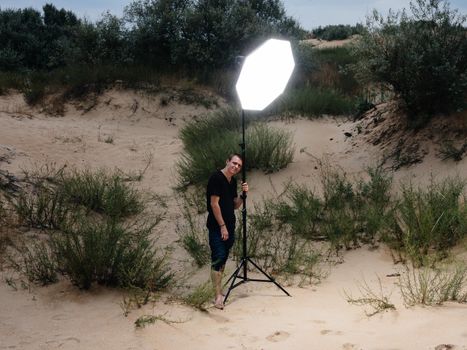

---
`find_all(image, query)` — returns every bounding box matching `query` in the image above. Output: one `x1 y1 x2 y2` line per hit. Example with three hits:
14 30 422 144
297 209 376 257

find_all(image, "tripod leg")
247 257 291 296
223 259 246 303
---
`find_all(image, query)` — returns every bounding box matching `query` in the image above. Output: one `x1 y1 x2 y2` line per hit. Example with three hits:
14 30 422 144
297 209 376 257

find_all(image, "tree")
125 0 192 67
353 0 467 126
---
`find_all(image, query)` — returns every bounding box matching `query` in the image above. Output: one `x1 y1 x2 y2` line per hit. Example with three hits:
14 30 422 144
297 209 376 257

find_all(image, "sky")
0 0 466 29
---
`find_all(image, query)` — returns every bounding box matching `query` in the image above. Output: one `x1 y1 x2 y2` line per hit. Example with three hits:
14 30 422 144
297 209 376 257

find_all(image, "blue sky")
0 0 465 29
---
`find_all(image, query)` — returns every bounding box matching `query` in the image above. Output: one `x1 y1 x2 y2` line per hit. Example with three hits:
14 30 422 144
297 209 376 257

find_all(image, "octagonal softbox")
236 39 295 111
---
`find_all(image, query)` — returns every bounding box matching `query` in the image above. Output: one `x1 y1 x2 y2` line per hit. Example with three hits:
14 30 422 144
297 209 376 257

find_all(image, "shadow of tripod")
223 110 290 304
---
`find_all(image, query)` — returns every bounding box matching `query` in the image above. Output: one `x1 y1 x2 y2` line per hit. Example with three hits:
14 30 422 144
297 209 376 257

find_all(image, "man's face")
226 156 243 175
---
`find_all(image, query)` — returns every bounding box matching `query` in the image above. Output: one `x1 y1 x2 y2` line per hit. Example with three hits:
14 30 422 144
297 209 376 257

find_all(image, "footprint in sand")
342 343 358 350
435 345 455 350
266 331 290 342
321 329 343 336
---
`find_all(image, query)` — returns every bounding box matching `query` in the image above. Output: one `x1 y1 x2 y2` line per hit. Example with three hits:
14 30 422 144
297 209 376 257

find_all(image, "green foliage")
176 190 210 267
399 264 467 306
0 5 79 71
52 218 172 290
437 140 467 162
233 212 323 284
14 183 71 230
272 183 321 238
277 87 358 117
249 165 395 254
246 123 295 173
310 47 361 94
183 280 215 311
10 165 173 291
391 177 467 265
13 168 143 228
0 0 304 76
60 169 144 218
313 24 364 41
11 240 58 286
345 276 396 316
353 0 467 125
177 108 295 186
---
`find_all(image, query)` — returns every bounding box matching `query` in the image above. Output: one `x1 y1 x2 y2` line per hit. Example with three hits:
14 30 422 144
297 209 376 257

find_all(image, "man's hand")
220 225 229 240
241 182 248 193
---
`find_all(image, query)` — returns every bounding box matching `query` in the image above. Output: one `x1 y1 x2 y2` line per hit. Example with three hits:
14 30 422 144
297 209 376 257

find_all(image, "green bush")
11 240 58 286
14 184 71 229
277 87 357 117
60 169 143 218
392 177 467 265
247 165 394 253
52 218 172 290
353 0 467 125
234 209 322 283
176 191 210 267
247 123 295 173
313 24 364 41
177 108 295 186
273 183 322 238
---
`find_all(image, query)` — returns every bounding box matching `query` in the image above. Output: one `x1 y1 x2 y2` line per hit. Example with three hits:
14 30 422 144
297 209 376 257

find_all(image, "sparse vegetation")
276 87 357 117
390 177 467 266
176 191 210 267
134 314 176 328
9 239 58 286
345 276 396 316
177 108 295 187
398 264 467 306
8 165 173 292
182 280 215 311
120 287 158 317
437 141 467 162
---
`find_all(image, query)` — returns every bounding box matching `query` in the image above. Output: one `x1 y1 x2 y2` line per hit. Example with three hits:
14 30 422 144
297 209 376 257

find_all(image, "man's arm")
210 195 229 240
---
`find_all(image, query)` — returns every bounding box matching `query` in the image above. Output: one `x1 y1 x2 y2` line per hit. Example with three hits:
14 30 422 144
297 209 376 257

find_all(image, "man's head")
225 153 243 176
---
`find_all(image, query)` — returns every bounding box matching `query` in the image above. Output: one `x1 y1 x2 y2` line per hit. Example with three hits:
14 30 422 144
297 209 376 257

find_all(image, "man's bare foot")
214 295 224 310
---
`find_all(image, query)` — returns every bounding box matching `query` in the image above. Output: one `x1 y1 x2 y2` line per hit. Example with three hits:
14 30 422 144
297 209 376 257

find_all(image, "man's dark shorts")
209 227 235 271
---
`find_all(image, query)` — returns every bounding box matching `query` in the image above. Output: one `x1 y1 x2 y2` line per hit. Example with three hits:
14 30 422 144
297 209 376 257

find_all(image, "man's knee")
211 256 226 271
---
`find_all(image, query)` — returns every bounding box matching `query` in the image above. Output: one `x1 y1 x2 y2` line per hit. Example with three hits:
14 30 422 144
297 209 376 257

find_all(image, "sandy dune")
1 90 466 350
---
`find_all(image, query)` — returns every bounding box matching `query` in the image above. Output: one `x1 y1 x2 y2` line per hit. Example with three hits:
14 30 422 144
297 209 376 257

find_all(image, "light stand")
223 109 290 304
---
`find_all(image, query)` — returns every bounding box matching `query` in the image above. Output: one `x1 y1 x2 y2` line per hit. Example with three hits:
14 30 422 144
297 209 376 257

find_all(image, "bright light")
236 39 295 111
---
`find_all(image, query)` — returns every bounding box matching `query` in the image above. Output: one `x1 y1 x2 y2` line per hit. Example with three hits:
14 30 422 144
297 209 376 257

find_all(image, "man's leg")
211 268 224 308
209 229 227 309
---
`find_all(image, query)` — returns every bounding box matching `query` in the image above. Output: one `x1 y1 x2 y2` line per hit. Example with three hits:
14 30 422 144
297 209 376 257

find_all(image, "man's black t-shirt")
206 170 238 231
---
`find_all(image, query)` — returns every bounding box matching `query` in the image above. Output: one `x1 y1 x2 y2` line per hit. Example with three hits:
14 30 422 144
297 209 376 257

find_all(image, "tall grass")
392 177 467 266
10 240 58 285
52 218 172 290
60 169 144 218
272 182 322 238
176 191 210 267
399 264 467 306
177 108 295 187
14 168 144 228
277 87 357 117
10 166 173 290
246 165 395 254
236 197 323 284
14 184 71 229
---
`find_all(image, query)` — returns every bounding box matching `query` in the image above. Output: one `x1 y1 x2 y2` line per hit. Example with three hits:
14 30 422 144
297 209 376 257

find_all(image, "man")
206 153 248 309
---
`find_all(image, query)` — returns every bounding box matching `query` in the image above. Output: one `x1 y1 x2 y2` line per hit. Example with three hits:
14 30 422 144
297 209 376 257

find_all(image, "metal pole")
241 109 247 281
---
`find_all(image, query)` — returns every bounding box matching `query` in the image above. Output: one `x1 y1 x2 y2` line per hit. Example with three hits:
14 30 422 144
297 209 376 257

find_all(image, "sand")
1 90 466 350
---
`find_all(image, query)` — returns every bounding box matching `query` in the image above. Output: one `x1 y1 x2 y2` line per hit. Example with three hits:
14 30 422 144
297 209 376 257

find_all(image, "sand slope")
1 90 467 350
